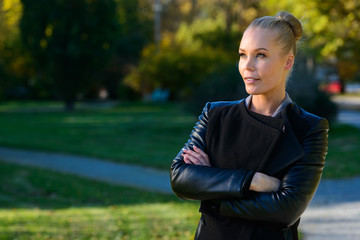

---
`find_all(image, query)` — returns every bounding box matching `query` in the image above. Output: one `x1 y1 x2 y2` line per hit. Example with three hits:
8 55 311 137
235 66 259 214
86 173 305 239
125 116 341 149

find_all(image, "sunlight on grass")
0 161 200 240
0 203 199 240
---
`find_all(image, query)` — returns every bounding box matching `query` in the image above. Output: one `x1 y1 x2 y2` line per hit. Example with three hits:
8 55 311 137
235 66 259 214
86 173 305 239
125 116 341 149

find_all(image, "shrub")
287 59 338 122
184 63 247 115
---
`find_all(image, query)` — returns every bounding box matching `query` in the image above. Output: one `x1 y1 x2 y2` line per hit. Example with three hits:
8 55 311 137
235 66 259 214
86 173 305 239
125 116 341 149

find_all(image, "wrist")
249 172 260 191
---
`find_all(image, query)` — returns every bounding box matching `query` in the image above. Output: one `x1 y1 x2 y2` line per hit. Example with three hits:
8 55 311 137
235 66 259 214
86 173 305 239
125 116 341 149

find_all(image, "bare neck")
250 92 286 116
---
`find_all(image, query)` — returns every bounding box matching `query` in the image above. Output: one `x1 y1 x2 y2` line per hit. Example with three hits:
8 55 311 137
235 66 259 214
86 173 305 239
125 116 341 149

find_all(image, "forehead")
239 27 279 51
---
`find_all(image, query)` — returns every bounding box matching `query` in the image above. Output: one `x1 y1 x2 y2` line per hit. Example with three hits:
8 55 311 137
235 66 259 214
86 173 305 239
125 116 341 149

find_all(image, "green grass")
0 161 200 240
0 101 196 169
0 101 359 178
323 123 360 178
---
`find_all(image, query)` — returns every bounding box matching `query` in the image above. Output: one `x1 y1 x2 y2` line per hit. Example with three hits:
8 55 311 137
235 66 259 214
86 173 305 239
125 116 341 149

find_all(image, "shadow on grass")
0 102 196 170
0 161 181 209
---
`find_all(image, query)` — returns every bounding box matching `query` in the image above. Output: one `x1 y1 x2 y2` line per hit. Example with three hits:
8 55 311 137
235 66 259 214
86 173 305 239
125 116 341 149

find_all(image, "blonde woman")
170 12 328 240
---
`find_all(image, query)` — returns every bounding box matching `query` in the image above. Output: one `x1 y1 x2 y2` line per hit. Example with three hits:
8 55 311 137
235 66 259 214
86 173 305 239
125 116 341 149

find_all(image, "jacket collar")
245 93 292 118
265 104 305 176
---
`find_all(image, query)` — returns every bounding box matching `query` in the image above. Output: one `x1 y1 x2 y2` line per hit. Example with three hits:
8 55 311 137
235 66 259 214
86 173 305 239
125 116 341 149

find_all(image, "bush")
124 43 230 100
184 63 247 115
287 59 338 122
123 18 241 101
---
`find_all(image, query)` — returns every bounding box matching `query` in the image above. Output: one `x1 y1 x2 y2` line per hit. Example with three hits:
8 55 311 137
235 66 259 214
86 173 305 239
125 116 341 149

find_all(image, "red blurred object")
322 81 342 94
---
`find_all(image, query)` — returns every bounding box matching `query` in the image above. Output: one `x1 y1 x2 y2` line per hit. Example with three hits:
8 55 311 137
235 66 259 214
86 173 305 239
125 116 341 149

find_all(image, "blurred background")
0 0 359 239
1 0 359 117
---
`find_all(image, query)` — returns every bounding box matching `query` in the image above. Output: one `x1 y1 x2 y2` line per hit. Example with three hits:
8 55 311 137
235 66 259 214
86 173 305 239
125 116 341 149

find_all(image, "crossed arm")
182 146 281 192
170 102 329 227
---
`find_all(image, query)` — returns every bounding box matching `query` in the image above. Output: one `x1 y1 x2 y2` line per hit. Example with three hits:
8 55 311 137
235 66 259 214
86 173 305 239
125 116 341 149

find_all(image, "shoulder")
288 102 328 125
287 102 329 141
203 99 245 116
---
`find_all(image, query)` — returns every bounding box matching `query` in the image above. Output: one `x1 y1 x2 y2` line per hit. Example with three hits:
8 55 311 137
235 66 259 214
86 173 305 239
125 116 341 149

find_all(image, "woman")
170 11 329 240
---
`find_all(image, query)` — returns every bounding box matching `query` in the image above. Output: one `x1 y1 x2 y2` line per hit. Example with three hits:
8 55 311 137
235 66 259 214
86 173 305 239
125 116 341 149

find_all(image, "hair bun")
276 11 303 41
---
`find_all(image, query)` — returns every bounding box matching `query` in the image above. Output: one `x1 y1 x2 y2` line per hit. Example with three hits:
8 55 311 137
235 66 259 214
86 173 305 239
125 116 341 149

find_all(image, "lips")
244 77 260 83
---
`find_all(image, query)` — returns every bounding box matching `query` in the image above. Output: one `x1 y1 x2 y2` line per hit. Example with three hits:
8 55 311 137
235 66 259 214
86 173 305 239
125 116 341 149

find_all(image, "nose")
242 57 255 71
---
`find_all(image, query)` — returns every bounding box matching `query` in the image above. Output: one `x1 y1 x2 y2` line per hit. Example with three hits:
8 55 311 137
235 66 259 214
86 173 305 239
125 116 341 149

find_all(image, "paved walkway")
332 95 360 111
0 108 360 239
301 176 360 239
337 109 360 128
299 108 360 240
0 147 172 193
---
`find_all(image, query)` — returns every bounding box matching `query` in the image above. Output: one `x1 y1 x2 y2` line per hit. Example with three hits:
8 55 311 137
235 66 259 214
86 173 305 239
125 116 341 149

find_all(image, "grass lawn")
0 101 358 178
324 123 360 178
0 101 195 170
0 161 200 240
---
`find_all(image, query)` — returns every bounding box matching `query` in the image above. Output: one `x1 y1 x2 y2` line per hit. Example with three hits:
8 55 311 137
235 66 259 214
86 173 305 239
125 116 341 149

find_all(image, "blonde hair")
248 11 303 55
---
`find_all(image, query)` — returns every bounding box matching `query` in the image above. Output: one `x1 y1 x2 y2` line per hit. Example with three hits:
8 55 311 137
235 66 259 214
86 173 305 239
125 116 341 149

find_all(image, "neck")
250 92 286 116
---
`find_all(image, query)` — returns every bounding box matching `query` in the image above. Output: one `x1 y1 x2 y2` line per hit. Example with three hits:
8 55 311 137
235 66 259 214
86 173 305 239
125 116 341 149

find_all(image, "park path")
0 147 172 193
297 108 360 240
0 108 360 239
336 109 360 128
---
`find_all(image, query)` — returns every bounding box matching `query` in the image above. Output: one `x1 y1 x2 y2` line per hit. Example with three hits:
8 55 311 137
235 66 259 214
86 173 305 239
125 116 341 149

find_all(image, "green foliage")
124 17 240 100
0 161 199 239
0 0 359 102
184 64 247 114
92 0 153 100
115 0 152 60
20 0 119 109
262 0 360 84
287 55 338 122
165 0 264 32
0 0 32 100
124 43 229 100
262 0 360 58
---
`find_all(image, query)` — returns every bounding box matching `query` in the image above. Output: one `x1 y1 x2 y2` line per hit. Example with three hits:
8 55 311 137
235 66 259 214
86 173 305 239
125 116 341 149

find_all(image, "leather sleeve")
170 102 255 201
219 118 329 227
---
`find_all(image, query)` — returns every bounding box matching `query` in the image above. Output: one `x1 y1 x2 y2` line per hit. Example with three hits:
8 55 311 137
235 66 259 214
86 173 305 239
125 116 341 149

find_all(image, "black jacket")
170 99 329 239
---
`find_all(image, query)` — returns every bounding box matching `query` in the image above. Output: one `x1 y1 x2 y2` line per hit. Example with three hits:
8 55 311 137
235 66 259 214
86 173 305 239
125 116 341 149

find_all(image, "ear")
284 54 295 70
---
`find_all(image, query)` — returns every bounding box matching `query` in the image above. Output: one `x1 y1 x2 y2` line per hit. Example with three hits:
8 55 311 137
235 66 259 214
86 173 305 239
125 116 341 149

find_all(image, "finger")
193 146 209 161
184 153 210 167
186 151 208 166
183 149 203 161
184 153 205 166
182 154 192 164
192 146 210 166
183 148 210 166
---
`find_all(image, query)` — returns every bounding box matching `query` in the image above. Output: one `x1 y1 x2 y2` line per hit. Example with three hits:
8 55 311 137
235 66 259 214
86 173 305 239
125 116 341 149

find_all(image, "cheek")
259 61 277 77
238 60 244 75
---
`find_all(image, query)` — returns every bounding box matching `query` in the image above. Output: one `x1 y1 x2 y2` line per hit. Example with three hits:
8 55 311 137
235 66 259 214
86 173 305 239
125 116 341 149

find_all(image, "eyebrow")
239 48 269 52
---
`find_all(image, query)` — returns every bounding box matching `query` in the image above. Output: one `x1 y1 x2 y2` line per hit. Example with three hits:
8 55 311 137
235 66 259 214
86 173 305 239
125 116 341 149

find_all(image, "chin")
244 86 261 95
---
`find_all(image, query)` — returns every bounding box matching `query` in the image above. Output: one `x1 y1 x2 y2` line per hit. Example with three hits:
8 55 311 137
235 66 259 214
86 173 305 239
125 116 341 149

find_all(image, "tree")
20 0 118 110
123 17 235 100
123 0 266 100
0 0 30 100
262 0 360 92
104 0 153 100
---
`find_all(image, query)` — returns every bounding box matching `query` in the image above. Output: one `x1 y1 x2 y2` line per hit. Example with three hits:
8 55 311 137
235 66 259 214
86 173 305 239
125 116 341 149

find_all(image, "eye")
239 52 246 58
256 53 266 58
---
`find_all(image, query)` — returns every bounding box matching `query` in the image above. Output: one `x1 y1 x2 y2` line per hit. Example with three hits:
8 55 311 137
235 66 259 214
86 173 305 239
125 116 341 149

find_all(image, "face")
238 27 293 98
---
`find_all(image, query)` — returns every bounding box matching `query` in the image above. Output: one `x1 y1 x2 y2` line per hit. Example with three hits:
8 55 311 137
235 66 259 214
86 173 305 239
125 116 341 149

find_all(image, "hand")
182 146 211 167
250 172 281 192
